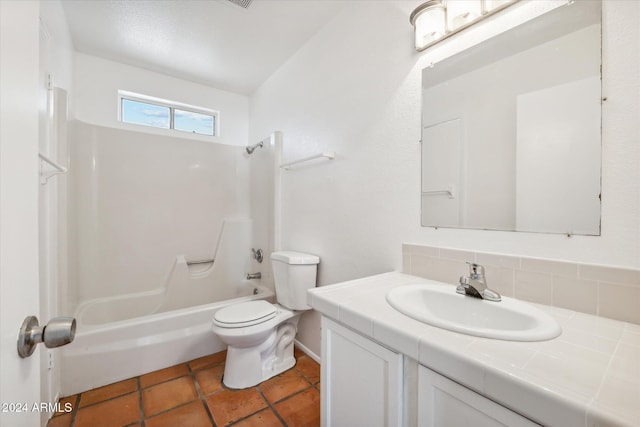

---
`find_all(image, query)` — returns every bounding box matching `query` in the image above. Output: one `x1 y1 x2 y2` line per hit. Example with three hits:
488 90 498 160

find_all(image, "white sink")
386 284 561 341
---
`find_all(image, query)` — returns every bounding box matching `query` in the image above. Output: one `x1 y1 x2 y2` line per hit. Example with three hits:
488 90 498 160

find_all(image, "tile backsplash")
402 244 640 325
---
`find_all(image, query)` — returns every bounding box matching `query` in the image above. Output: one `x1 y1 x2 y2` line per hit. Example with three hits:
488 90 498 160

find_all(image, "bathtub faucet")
246 272 262 280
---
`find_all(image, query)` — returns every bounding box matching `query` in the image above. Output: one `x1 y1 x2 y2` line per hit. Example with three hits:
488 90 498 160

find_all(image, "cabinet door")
418 366 540 427
321 317 403 427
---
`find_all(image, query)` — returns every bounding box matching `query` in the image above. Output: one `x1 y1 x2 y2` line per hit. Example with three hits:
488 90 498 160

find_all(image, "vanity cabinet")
417 366 539 427
321 316 539 427
321 317 403 427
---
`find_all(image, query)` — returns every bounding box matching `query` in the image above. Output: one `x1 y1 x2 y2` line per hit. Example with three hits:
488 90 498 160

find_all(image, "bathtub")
60 284 274 396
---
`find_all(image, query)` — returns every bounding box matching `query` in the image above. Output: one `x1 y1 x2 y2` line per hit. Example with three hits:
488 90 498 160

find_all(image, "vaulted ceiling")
61 0 347 95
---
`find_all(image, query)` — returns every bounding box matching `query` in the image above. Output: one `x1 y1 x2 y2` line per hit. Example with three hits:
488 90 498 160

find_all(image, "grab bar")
422 185 455 199
280 152 335 169
39 152 68 184
186 258 214 266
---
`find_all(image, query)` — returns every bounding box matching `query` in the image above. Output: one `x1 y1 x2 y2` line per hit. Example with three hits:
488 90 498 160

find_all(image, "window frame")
117 90 219 137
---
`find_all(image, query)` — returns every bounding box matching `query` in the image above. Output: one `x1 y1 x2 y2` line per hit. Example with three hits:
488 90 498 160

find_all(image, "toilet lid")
213 300 277 328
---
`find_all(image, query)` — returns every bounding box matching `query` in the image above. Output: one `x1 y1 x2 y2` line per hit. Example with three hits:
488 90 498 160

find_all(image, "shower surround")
60 122 274 394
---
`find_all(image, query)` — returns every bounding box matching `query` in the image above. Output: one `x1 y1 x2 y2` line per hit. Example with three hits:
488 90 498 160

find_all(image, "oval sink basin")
386 284 561 341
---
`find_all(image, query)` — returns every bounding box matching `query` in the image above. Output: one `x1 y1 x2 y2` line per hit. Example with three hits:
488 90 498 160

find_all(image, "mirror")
421 1 602 235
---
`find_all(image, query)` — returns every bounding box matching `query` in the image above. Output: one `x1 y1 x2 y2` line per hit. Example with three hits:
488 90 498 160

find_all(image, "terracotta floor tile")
79 378 138 408
140 363 190 388
274 387 320 427
296 356 320 384
142 376 198 417
53 394 77 416
145 401 213 427
195 364 225 395
205 387 267 426
232 408 284 427
259 369 310 404
74 392 140 427
46 413 71 427
294 346 305 359
59 352 319 427
189 350 227 371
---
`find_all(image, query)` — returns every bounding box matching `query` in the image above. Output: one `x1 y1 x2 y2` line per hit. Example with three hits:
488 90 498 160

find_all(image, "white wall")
40 0 74 94
73 53 249 146
250 0 640 356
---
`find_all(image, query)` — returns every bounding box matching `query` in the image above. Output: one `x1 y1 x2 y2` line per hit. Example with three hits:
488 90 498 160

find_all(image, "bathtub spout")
246 272 261 280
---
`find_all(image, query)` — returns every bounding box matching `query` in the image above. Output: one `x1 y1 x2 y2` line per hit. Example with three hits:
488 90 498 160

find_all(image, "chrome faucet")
246 272 262 280
457 263 501 302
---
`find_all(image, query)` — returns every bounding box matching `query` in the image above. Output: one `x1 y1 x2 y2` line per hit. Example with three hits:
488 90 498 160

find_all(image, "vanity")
308 272 639 427
306 0 638 425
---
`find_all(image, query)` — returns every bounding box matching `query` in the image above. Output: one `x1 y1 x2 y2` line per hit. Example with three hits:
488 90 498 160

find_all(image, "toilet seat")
213 300 277 328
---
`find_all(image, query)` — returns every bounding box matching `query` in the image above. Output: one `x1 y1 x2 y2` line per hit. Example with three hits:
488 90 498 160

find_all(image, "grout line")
226 357 316 426
293 365 318 388
200 399 218 427
188 359 218 426
136 377 145 427
64 351 317 427
269 383 317 406
68 394 79 427
68 390 139 412
145 358 222 385
139 371 191 391
254 387 287 427
143 399 204 423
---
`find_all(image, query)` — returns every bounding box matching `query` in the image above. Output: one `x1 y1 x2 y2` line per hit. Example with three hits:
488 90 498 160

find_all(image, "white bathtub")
60 285 274 396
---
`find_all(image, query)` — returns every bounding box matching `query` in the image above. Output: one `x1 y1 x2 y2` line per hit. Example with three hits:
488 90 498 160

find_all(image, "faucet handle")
466 262 485 278
456 276 468 296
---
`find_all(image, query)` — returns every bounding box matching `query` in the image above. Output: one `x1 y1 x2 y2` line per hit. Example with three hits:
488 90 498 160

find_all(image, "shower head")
245 141 264 154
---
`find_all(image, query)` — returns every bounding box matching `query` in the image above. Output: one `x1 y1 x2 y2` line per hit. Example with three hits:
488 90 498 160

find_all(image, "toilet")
211 250 319 389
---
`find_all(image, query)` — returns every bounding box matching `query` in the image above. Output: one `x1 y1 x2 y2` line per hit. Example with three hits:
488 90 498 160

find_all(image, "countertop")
308 272 640 427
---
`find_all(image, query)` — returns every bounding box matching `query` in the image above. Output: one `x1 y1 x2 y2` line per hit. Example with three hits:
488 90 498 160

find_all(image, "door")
321 317 403 427
1 1 43 426
418 366 539 427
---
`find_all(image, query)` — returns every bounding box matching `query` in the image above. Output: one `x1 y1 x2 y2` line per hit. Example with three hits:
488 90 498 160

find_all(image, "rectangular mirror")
421 1 602 235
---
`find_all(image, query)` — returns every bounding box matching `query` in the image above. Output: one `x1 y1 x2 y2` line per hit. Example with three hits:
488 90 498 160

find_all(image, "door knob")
17 316 76 358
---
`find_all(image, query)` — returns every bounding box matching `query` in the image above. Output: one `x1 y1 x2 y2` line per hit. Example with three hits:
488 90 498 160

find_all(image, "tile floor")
47 348 320 427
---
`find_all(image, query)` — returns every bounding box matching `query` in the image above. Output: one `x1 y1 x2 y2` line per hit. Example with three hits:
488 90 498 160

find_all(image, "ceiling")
61 0 347 95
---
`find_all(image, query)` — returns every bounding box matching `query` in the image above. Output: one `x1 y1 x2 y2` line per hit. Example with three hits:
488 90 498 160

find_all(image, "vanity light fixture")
410 0 519 51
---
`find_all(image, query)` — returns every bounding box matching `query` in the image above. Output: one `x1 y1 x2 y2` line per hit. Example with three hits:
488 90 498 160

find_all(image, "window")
119 91 218 137
121 98 170 129
173 109 215 135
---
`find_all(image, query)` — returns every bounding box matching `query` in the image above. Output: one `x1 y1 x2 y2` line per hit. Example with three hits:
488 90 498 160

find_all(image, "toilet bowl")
211 251 319 389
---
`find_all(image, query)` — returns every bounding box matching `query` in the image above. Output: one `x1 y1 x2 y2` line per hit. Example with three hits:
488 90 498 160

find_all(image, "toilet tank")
271 251 319 310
